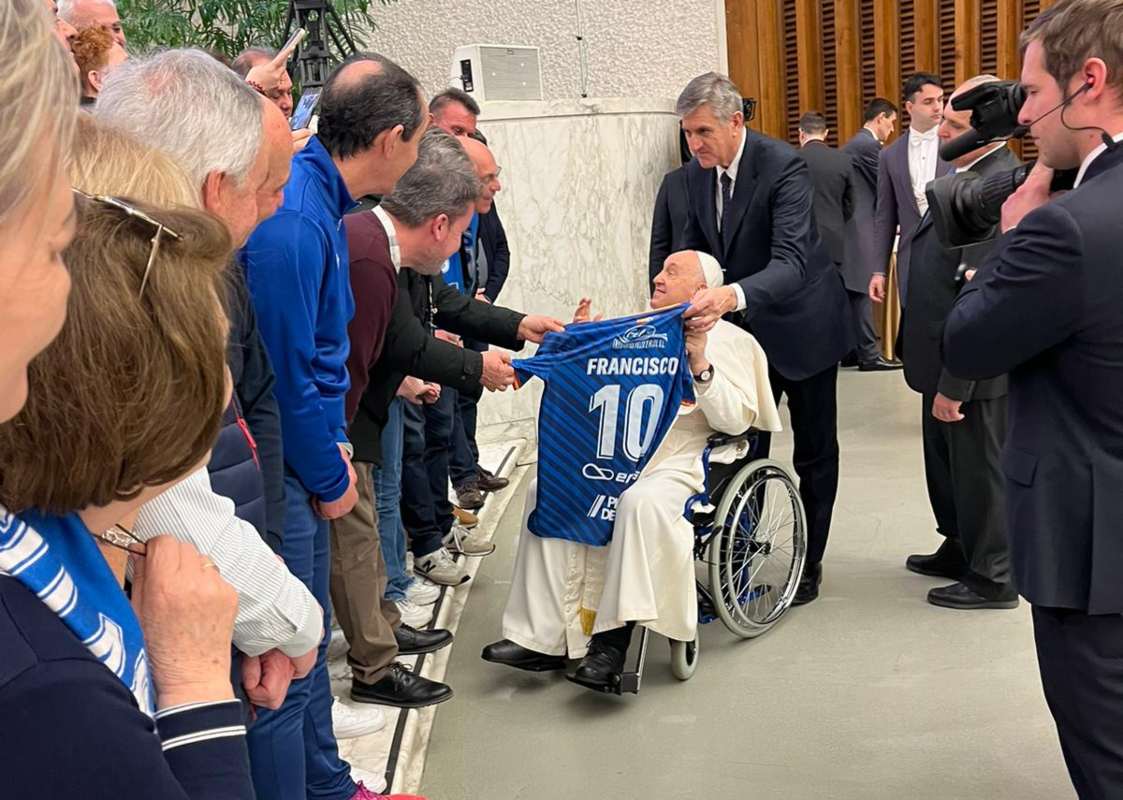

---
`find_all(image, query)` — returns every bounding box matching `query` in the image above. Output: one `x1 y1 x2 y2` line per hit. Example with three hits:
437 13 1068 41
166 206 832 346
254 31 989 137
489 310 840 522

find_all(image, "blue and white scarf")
0 505 154 714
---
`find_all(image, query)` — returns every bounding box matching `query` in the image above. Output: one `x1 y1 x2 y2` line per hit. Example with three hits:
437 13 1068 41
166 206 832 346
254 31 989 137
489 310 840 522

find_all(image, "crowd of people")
3 0 1123 798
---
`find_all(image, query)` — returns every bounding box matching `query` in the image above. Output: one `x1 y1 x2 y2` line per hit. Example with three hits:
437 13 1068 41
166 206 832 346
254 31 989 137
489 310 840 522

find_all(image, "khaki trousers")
329 461 400 684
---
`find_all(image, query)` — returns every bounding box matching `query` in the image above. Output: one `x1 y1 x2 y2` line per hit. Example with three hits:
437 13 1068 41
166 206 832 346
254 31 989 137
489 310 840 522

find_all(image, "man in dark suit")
945 6 1123 793
678 72 854 605
869 73 951 312
649 164 691 287
797 111 854 268
902 76 1020 610
842 98 899 369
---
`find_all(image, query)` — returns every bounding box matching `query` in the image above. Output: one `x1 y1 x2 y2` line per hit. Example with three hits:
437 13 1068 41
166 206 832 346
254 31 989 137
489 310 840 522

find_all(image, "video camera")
927 80 1076 247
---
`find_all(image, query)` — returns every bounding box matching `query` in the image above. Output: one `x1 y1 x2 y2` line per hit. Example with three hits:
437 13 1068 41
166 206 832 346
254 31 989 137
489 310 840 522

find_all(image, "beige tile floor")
417 368 1076 800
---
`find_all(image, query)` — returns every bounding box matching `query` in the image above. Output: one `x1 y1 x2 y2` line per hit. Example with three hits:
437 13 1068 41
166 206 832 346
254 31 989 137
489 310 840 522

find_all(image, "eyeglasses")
72 189 182 298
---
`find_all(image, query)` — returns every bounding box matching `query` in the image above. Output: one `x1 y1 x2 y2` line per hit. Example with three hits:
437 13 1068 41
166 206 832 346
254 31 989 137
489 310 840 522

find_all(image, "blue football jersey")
514 304 695 547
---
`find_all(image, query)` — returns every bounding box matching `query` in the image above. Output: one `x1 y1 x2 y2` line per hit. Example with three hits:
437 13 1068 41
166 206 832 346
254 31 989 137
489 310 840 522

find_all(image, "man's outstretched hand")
517 314 565 343
685 286 738 333
481 349 515 391
572 298 603 324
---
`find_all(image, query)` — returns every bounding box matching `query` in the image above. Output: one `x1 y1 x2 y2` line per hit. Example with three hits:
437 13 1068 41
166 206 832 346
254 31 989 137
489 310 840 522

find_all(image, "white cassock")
502 319 783 657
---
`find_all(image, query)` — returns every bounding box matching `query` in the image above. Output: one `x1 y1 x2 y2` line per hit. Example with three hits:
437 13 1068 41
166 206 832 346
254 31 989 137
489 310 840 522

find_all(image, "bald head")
939 74 1005 169
460 135 501 213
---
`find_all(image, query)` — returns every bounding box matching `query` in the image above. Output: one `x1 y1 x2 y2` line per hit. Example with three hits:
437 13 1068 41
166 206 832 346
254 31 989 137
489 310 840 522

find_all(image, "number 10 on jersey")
589 383 666 462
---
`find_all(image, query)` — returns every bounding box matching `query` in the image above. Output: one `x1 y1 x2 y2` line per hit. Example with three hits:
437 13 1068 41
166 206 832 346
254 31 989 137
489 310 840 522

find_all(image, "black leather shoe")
481 639 566 672
906 539 967 580
476 470 510 493
566 641 626 693
351 663 453 709
394 624 452 656
455 482 485 510
927 581 1019 610
859 356 903 372
792 562 822 606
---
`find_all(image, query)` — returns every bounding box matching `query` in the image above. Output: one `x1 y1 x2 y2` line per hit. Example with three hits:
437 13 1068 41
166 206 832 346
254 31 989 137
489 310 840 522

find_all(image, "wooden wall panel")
954 0 982 83
940 0 958 88
915 0 942 72
783 0 800 142
821 1 840 146
980 0 1000 77
725 0 763 132
757 0 789 139
796 0 825 118
875 0 902 139
835 0 864 142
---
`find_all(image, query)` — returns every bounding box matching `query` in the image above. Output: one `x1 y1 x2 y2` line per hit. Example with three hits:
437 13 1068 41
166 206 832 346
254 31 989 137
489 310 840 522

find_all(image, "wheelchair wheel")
707 458 807 639
670 634 699 681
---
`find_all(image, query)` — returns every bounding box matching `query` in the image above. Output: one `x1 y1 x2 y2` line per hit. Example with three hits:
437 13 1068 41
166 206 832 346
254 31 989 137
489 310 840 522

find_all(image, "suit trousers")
400 393 455 558
846 287 880 364
753 363 840 567
329 461 401 685
1033 606 1123 799
920 393 1012 588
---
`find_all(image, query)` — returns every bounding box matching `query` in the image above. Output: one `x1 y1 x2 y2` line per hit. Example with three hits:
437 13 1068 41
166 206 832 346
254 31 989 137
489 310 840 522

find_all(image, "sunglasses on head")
72 189 182 298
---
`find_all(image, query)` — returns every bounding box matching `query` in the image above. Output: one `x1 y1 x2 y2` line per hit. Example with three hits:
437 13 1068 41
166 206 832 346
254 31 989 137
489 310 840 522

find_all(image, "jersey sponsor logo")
586 494 619 522
582 463 640 484
613 322 669 350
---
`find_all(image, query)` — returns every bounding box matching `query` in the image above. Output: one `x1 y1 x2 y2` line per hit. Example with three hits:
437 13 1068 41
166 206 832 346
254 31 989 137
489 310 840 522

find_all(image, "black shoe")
927 581 1019 610
859 357 903 372
455 482 485 510
351 663 453 709
792 562 822 606
566 640 627 693
840 352 860 368
481 639 566 672
906 539 967 580
476 470 509 493
394 623 453 656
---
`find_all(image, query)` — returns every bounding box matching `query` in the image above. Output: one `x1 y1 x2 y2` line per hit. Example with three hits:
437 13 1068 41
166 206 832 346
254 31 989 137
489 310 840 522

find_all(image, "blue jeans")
375 398 410 601
247 474 353 800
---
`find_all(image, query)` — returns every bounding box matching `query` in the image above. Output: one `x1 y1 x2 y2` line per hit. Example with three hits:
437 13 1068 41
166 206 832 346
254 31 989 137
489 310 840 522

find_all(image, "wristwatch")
693 365 714 384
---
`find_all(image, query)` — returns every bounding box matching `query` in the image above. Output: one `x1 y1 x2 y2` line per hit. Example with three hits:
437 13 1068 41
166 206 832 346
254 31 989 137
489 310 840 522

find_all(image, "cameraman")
944 2 1123 795
904 75 1021 611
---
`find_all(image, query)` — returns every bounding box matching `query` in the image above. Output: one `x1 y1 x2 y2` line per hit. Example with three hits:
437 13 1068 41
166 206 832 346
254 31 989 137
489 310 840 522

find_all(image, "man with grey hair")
95 47 392 779
901 74 1020 611
678 71 853 606
58 0 123 47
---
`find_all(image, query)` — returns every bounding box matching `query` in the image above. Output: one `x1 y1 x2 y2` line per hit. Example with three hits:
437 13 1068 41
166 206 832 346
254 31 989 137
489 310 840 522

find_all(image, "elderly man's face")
473 149 501 213
433 101 477 137
651 251 707 309
680 103 744 170
68 0 125 47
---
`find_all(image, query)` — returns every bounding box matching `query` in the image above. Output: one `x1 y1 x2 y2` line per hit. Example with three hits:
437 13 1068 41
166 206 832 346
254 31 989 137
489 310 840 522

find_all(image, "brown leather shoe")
452 506 478 528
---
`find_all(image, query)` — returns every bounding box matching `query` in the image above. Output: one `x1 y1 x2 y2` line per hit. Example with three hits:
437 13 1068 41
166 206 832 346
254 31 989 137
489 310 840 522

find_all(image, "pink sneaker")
351 782 428 800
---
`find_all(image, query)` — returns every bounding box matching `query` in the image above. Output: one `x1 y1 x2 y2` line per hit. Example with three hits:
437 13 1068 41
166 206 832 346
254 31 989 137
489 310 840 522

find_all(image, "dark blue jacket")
944 144 1123 614
243 136 356 502
478 203 510 302
207 264 284 550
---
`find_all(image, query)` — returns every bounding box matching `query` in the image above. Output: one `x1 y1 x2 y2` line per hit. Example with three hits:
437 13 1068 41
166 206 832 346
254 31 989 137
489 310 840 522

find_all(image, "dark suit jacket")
682 130 853 381
348 266 524 464
478 204 510 302
944 144 1123 614
798 140 854 265
649 165 691 286
841 127 881 292
903 146 1019 400
873 130 951 304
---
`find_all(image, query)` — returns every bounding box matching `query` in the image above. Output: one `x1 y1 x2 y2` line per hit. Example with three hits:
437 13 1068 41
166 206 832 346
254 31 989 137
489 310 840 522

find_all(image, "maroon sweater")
343 210 398 423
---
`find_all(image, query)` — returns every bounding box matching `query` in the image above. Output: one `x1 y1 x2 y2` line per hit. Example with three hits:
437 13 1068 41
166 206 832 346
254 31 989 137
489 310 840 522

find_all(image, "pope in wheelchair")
482 250 787 693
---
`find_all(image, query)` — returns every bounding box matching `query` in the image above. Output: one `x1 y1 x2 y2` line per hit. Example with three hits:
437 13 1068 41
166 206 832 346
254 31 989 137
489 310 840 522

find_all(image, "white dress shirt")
134 468 324 658
714 129 749 311
373 204 402 272
908 126 941 214
1074 131 1123 187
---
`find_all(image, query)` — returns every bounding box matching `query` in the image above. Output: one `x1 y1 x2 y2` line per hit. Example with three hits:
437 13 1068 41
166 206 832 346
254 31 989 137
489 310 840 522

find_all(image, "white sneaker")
328 627 350 661
349 765 388 795
405 577 441 606
414 547 469 586
395 598 433 628
444 523 496 557
332 696 386 739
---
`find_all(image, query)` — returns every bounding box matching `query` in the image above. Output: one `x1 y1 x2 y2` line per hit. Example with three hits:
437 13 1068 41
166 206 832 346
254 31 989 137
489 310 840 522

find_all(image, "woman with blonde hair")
0 3 253 796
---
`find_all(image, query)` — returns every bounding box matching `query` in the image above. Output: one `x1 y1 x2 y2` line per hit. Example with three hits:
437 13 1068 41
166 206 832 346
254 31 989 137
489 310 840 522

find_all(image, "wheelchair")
615 429 808 694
